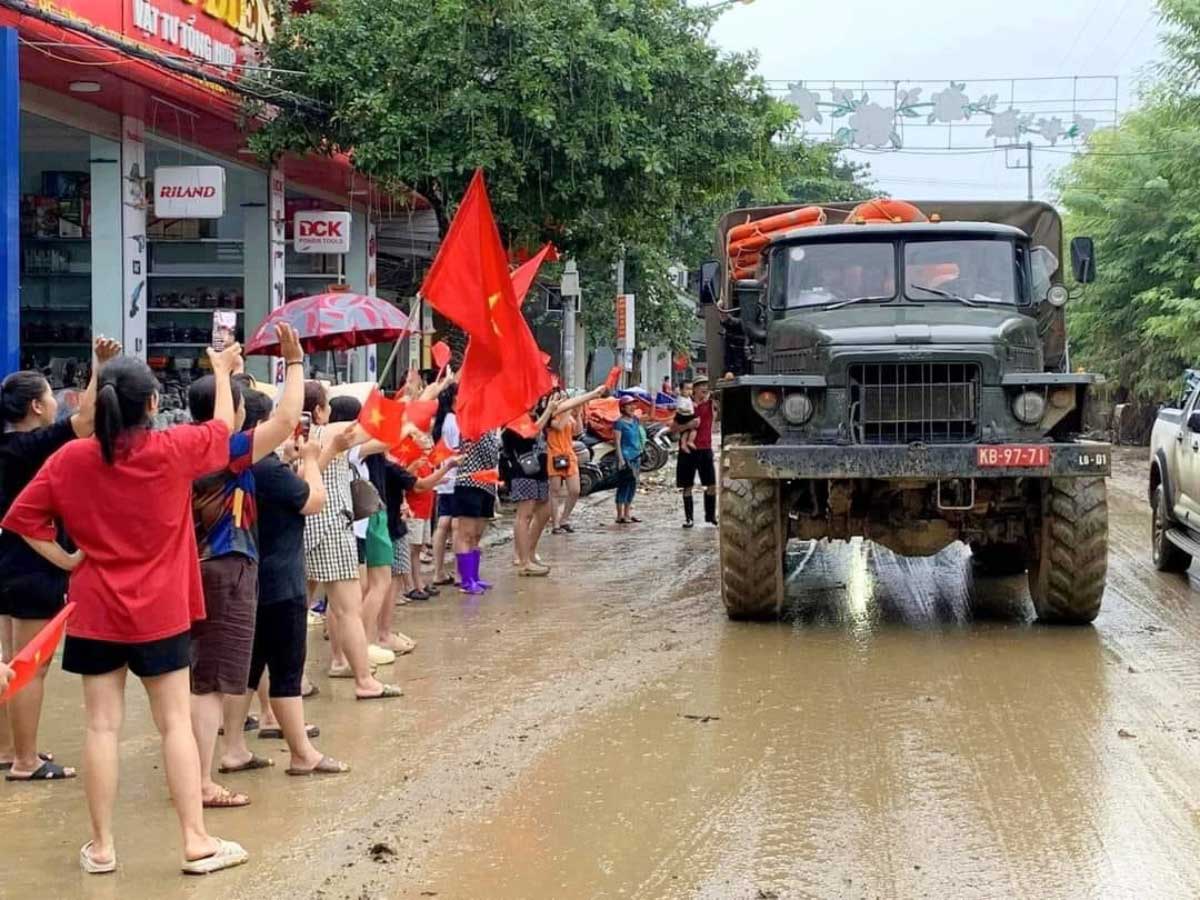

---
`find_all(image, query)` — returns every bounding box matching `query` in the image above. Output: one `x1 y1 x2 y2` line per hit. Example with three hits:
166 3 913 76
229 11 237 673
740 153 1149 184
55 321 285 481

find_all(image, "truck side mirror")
698 260 720 306
1070 237 1096 284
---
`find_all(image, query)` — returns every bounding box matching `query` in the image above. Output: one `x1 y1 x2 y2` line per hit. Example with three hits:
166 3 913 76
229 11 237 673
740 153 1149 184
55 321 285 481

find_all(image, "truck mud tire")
720 437 785 621
970 543 1030 577
1028 477 1108 625
1152 484 1191 573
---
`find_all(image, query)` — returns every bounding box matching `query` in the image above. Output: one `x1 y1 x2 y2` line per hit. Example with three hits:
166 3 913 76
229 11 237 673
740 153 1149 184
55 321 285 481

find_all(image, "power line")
1061 0 1114 74
1112 11 1159 71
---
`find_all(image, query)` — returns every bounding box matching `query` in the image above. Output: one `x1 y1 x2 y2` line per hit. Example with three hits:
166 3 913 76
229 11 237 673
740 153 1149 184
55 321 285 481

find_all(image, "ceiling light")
68 81 101 94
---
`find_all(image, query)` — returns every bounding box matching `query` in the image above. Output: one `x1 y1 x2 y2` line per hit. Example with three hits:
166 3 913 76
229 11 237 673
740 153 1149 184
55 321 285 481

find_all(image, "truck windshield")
770 242 896 310
904 240 1018 305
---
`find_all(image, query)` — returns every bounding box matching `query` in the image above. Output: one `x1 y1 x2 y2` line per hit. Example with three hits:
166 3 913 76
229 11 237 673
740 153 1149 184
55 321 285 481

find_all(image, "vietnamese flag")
472 468 501 485
420 170 553 439
604 365 623 392
428 438 455 467
1 603 73 703
388 435 425 467
359 387 406 445
403 398 438 433
512 243 556 307
431 341 452 371
506 413 540 439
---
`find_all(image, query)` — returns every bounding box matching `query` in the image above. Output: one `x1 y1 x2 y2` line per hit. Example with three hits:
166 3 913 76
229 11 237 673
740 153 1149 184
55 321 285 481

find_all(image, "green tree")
1058 1 1200 400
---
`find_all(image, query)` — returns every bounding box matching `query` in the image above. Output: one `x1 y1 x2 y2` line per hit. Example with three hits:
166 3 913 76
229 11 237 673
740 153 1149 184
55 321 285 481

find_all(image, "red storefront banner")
18 0 275 71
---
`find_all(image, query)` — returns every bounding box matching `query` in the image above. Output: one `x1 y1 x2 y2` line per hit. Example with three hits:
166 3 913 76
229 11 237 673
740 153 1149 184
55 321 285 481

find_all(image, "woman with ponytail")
0 336 119 784
1 344 250 876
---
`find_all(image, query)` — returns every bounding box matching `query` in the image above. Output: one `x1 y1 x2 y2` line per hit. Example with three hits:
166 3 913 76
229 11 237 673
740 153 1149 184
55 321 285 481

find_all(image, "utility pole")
614 251 626 388
560 259 581 391
1003 141 1035 201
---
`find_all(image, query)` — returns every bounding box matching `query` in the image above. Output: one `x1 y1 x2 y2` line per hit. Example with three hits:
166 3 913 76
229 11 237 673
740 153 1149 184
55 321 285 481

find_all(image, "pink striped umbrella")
244 292 412 356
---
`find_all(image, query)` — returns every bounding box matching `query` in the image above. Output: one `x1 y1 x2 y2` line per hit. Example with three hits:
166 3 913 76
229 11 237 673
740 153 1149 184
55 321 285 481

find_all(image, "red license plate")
977 445 1050 468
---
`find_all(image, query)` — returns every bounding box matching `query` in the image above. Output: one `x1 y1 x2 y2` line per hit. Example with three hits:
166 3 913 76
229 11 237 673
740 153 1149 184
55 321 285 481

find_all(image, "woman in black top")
503 395 559 577
0 337 120 782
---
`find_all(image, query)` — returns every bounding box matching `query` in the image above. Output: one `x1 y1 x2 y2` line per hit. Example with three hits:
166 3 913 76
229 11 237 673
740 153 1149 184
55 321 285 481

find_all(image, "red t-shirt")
407 460 436 520
1 421 231 643
694 399 714 450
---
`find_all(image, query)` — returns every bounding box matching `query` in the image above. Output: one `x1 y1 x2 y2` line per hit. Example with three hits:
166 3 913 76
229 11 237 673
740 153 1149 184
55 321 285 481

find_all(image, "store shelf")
21 272 91 278
147 273 243 279
21 306 91 312
286 274 343 280
148 342 211 348
148 308 244 314
23 236 90 243
24 342 90 347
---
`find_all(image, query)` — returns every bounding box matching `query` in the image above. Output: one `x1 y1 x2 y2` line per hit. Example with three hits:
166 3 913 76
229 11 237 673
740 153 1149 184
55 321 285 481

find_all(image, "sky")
707 0 1165 202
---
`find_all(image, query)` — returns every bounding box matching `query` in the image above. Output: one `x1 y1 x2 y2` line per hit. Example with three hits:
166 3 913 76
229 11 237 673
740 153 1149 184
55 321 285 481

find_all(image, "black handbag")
516 450 544 477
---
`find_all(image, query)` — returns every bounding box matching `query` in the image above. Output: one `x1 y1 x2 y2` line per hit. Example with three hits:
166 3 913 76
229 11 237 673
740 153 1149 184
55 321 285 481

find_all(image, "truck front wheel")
1028 478 1108 624
720 436 785 620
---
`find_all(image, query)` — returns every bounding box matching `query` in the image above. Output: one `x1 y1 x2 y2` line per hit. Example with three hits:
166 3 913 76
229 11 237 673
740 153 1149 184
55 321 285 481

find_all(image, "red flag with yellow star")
1 602 74 702
358 387 406 446
420 170 552 439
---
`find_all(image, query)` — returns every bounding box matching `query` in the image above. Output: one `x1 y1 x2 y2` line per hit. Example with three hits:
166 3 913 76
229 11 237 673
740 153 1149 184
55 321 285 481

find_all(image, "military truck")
698 200 1110 624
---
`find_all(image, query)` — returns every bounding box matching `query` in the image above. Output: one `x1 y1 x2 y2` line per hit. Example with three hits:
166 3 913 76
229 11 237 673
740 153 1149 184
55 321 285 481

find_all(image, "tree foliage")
251 0 871 352
1058 1 1200 400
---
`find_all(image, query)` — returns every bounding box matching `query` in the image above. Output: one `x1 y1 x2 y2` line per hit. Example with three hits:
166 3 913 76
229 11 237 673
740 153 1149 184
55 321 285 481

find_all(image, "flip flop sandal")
6 760 75 781
217 754 274 774
425 584 441 596
0 751 52 771
628 516 643 523
286 755 350 776
356 683 404 701
259 724 319 740
433 576 456 586
79 841 116 875
202 788 251 809
181 839 249 875
301 683 320 699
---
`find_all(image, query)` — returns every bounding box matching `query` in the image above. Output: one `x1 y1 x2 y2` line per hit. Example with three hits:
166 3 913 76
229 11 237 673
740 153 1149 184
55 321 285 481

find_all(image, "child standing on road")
673 396 699 454
613 397 645 525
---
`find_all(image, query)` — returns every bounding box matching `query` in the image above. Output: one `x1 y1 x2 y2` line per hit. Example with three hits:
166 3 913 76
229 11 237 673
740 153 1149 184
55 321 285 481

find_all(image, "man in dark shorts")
675 377 717 529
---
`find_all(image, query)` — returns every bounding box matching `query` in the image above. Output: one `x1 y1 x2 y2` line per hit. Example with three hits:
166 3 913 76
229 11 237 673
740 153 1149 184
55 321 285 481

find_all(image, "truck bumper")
724 442 1112 480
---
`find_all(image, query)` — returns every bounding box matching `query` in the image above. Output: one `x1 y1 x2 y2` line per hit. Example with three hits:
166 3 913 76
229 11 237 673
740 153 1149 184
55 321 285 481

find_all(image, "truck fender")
1151 448 1175 515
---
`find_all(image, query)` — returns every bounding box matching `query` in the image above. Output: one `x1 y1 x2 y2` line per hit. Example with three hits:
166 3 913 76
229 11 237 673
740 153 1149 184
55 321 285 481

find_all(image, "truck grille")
848 362 980 444
771 348 814 374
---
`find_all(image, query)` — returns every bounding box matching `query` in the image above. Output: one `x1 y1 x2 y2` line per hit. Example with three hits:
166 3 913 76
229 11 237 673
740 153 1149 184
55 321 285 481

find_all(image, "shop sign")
615 293 635 371
295 211 352 254
153 166 226 218
43 1 275 70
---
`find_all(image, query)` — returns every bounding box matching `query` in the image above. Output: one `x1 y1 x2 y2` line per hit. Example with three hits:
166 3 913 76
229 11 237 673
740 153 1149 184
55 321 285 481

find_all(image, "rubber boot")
703 493 718 525
457 552 484 595
682 494 695 528
471 548 493 590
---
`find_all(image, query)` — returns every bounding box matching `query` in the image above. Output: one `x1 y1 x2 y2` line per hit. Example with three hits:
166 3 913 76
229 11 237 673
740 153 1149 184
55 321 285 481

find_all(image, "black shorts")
454 484 496 520
437 492 458 519
63 631 191 678
248 600 307 698
0 570 67 621
676 449 716 489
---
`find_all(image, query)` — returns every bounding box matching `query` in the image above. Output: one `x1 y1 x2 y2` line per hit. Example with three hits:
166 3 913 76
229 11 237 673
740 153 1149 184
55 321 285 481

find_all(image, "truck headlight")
783 392 814 424
1012 391 1046 424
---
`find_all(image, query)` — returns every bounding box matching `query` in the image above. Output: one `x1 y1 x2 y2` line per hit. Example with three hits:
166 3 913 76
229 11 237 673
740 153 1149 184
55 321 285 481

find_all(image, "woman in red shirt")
1 346 249 877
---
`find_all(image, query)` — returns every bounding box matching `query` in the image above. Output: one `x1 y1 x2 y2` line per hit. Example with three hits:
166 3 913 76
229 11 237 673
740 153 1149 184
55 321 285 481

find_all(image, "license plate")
977 445 1050 468
1077 451 1109 469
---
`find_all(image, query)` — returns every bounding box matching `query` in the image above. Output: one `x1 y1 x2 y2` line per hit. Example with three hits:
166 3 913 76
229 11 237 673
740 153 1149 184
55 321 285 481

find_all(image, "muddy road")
4 450 1200 899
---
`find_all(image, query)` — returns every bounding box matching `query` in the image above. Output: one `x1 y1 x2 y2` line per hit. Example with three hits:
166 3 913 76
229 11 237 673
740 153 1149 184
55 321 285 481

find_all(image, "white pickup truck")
1149 377 1200 573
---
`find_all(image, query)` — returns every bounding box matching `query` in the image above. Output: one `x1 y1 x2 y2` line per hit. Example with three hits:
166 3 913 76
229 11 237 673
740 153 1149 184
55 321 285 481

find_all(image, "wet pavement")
5 449 1200 899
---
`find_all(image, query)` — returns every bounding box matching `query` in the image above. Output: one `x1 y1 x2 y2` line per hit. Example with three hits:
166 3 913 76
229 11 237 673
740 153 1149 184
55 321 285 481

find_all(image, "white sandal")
181 838 249 876
79 841 116 875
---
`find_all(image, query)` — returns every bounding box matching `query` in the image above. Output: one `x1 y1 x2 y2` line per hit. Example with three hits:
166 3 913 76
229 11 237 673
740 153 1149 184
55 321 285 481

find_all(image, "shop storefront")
0 1 396 400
